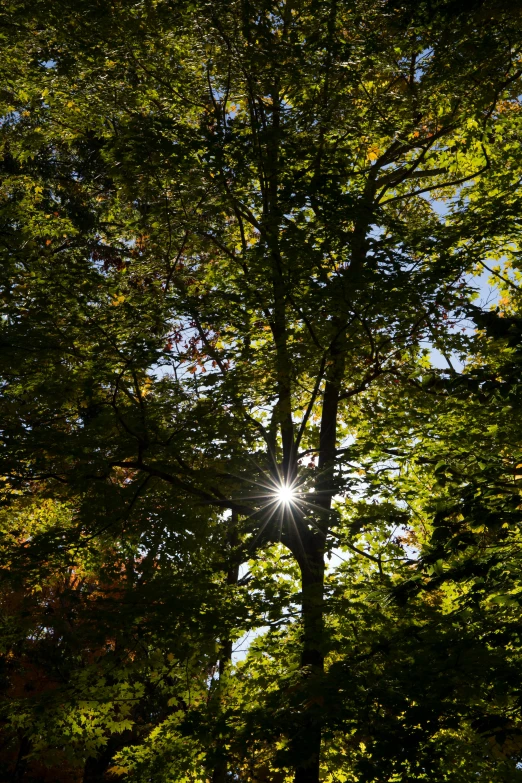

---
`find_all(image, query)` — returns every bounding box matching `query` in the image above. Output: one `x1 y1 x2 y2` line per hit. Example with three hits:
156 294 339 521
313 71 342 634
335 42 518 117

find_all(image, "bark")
211 755 229 783
211 512 240 783
266 83 296 484
11 736 30 783
210 637 234 783
292 304 347 782
264 41 373 780
293 539 326 783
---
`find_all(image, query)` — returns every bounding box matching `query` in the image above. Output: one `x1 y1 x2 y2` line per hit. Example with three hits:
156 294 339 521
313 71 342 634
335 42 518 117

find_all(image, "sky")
427 266 501 372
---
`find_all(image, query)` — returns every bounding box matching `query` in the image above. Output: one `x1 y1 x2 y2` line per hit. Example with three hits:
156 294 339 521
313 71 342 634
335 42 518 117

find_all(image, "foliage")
2 0 522 781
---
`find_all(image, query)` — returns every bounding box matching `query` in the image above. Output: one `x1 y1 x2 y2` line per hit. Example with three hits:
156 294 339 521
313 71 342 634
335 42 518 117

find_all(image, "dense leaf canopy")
2 1 522 781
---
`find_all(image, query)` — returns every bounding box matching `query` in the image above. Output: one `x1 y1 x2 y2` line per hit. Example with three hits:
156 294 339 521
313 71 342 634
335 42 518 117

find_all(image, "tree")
2 0 522 780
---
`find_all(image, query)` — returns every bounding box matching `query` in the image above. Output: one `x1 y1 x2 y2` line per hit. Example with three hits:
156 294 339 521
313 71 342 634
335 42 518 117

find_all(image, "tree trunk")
11 735 30 783
211 512 240 783
294 542 325 783
211 636 234 783
291 344 346 782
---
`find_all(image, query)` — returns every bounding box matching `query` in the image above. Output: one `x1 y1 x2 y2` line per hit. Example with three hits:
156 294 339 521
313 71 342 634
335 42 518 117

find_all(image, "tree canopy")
2 1 522 781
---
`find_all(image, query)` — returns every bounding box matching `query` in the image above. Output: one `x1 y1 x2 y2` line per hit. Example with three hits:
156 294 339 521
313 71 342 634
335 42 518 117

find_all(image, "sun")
276 484 295 505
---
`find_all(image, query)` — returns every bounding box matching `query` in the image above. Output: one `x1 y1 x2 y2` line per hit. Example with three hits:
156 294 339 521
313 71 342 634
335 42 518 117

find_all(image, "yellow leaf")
107 766 129 777
141 377 153 396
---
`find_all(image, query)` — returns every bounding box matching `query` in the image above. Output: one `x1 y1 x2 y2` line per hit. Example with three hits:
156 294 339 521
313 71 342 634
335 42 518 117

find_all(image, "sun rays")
275 483 295 506
220 456 338 552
